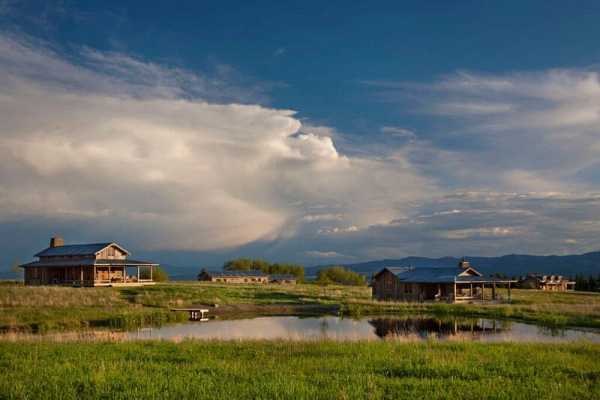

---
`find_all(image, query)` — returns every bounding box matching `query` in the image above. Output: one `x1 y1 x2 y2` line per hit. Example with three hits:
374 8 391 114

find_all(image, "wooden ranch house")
372 260 515 303
20 236 158 287
519 274 575 291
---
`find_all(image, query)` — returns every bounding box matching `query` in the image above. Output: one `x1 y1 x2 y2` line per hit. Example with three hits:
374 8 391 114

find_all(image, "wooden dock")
171 308 209 321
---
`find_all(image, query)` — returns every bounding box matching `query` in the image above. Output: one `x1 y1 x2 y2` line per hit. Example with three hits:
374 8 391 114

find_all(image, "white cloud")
0 32 433 253
318 226 360 235
304 250 351 258
380 126 417 140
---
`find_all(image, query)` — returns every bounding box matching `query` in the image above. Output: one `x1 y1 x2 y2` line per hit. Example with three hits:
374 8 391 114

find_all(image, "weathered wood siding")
373 270 454 302
96 245 127 260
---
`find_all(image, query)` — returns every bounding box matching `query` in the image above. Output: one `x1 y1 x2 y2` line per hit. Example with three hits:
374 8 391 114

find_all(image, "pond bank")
1 283 599 332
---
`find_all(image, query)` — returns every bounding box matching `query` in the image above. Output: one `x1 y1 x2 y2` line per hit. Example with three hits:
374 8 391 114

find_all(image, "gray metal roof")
201 270 269 278
384 266 486 283
35 243 114 257
20 259 158 268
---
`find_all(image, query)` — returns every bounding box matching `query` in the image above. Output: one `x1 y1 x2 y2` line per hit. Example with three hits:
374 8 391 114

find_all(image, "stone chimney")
49 236 64 248
458 258 470 269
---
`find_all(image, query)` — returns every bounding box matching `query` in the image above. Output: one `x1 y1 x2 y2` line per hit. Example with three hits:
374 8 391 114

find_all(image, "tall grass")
0 341 598 399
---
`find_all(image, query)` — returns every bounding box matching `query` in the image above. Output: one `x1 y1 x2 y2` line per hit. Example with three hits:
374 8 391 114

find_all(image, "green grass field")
1 282 599 332
0 341 598 399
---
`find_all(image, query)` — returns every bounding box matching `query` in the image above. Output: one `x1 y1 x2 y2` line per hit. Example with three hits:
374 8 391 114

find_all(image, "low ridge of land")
1 282 599 332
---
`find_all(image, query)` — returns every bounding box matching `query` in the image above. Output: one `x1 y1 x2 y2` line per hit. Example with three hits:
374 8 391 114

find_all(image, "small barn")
20 236 158 287
197 270 269 283
519 274 575 291
372 260 514 303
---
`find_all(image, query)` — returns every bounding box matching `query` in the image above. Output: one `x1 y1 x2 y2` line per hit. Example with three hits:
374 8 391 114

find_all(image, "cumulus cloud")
2 30 600 266
0 32 433 254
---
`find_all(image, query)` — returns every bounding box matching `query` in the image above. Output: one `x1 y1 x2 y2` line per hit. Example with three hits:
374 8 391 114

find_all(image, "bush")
316 266 366 286
152 266 169 282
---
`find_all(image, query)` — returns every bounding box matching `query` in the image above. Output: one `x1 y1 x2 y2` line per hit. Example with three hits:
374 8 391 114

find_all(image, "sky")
1 0 600 269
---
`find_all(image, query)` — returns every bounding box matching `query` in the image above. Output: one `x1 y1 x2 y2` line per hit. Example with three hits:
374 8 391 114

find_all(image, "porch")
90 264 156 287
453 280 515 302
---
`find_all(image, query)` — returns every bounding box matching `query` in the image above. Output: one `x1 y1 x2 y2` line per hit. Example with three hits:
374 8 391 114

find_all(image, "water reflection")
124 316 600 343
369 317 508 340
2 316 599 343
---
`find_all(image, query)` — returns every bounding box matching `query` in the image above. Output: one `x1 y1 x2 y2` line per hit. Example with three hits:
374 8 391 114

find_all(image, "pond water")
3 316 600 342
122 316 600 343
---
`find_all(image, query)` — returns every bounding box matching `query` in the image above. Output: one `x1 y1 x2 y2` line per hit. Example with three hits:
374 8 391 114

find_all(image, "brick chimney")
458 258 470 269
50 236 64 248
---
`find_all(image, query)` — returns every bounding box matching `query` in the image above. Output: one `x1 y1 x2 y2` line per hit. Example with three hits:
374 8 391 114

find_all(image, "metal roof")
20 259 158 268
384 266 487 283
202 270 269 277
35 243 116 257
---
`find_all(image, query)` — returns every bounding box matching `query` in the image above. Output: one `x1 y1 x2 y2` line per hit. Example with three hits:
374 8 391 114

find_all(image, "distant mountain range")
2 251 599 281
308 251 600 278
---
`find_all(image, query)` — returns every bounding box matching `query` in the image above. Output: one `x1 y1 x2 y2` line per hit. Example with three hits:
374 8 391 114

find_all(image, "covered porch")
90 261 156 287
453 278 516 303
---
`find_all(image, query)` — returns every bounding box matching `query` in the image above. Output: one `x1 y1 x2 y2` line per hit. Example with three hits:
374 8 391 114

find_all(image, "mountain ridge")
307 251 600 278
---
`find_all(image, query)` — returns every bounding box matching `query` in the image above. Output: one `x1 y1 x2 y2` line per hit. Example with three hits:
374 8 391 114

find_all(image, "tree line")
574 274 600 292
316 266 366 286
223 258 305 281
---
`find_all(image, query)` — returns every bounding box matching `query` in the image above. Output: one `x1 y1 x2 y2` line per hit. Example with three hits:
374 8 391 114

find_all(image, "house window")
107 247 115 257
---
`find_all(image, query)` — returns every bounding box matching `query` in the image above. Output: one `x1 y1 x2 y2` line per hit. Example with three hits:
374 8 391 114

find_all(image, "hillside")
309 251 600 278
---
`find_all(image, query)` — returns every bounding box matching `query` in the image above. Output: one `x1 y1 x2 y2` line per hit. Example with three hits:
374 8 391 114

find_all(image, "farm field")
0 340 599 399
0 282 599 332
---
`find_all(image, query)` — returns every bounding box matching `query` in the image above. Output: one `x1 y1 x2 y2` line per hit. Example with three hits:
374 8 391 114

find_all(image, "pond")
3 315 600 342
124 316 600 342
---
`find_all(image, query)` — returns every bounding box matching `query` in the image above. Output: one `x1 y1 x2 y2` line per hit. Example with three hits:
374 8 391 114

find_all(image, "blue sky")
1 1 600 269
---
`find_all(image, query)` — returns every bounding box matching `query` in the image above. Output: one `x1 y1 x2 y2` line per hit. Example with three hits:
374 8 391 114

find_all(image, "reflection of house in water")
368 317 506 339
372 259 515 303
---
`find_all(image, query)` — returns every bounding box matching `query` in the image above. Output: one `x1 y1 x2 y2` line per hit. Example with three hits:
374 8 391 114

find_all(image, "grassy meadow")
1 281 600 332
0 340 599 399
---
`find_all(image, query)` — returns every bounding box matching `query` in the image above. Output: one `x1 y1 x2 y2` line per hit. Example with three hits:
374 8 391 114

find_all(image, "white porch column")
150 266 153 281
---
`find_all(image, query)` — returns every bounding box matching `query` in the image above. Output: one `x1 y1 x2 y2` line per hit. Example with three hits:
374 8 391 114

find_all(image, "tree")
10 260 22 281
223 258 253 271
143 266 168 282
316 266 366 286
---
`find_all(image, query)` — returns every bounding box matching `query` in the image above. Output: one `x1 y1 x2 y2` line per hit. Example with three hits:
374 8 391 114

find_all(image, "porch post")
508 281 512 302
481 283 485 300
93 265 96 285
80 266 83 285
108 265 111 283
123 266 126 282
137 266 140 282
492 282 496 300
150 265 153 281
453 282 456 303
